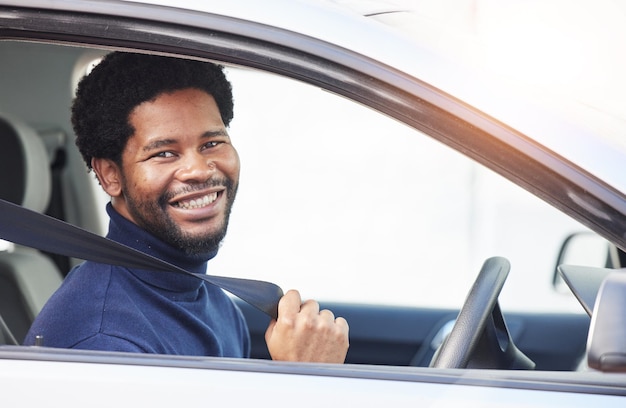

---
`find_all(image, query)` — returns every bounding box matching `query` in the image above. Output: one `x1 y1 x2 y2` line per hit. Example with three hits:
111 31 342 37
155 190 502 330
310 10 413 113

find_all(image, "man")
24 52 349 363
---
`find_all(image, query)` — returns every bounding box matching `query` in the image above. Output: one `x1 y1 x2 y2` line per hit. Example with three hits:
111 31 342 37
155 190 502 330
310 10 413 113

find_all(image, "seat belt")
0 313 18 345
0 198 283 320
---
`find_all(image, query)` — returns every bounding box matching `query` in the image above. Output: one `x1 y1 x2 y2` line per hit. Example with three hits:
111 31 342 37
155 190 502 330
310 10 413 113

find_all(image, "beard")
121 177 238 256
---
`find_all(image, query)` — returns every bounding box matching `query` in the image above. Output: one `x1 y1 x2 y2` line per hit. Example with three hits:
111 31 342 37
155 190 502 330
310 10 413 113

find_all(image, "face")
96 88 240 255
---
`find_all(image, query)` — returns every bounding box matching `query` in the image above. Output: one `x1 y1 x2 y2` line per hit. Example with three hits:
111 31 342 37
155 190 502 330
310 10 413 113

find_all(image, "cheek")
225 148 241 180
127 166 167 196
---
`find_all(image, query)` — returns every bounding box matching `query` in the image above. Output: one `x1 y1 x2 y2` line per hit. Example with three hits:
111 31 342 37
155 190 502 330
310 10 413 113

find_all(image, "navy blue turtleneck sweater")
23 204 250 357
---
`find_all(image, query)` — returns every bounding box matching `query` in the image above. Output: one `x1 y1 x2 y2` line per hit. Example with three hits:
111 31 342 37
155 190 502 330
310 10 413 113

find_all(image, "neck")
105 202 217 275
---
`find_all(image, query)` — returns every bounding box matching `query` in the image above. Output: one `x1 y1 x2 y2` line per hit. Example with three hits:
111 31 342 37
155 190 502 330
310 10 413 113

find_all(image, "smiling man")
24 52 349 363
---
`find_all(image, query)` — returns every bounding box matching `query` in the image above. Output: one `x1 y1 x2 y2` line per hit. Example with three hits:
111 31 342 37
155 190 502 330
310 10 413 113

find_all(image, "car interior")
0 38 600 372
0 112 64 344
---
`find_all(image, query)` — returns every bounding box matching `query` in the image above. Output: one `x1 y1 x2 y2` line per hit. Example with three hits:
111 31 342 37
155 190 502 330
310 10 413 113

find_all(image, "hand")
265 289 349 363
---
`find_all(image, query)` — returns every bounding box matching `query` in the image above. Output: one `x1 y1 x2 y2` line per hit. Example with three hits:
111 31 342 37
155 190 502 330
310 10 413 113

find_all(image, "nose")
176 151 215 182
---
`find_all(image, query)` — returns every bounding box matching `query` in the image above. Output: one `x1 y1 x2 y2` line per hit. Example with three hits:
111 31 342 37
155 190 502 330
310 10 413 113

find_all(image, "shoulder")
23 262 116 347
63 261 114 287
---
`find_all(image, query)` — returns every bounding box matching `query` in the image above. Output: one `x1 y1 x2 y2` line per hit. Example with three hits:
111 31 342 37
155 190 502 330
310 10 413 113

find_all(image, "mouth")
170 191 219 210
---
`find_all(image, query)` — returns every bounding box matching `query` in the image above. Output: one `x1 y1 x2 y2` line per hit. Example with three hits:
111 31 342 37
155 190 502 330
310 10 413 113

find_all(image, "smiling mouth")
171 192 218 209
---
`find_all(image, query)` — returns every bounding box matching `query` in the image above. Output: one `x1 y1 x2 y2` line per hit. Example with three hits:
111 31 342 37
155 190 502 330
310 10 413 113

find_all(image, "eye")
201 141 221 150
153 151 176 158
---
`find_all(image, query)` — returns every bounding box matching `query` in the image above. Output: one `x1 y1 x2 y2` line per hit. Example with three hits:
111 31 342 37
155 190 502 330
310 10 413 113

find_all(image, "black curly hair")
72 52 234 170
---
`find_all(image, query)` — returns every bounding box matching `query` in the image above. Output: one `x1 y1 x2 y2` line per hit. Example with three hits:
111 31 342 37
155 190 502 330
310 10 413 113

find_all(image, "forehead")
138 88 220 114
123 89 226 153
130 89 224 130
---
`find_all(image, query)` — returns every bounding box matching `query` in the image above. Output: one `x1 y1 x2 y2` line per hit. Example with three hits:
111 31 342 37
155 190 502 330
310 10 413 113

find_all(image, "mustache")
160 177 235 203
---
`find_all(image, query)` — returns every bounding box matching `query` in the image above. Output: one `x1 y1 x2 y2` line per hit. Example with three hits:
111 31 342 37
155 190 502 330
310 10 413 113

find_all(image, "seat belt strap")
0 313 18 345
0 198 282 319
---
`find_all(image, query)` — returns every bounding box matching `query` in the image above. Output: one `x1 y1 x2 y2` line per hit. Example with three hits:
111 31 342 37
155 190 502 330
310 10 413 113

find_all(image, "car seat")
0 113 64 344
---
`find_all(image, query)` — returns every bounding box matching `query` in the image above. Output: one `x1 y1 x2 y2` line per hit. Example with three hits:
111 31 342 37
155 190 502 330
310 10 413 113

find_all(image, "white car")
1 0 625 405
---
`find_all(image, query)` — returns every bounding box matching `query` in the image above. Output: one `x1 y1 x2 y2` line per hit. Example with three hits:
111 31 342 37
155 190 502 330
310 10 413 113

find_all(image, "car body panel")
1 347 626 405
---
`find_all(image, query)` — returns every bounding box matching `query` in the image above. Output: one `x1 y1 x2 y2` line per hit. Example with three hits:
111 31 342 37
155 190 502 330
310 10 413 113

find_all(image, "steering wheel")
429 256 534 369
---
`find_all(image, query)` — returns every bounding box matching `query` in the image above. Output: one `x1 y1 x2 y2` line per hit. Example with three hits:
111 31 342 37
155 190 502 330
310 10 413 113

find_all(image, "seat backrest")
0 113 64 344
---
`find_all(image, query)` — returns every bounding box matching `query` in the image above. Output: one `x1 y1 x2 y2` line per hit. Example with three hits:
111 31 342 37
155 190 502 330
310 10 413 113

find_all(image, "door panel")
236 300 589 370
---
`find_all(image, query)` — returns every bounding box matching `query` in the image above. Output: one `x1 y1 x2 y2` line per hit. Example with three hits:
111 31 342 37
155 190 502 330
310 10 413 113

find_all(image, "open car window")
196 67 587 313
81 60 591 313
5 40 593 317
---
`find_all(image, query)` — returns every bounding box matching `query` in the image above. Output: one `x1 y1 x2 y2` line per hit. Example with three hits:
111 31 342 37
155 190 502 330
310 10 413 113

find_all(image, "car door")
3 2 626 406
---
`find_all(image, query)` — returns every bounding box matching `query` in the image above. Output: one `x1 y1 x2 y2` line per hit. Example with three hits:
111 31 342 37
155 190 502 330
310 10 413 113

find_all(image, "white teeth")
175 192 217 209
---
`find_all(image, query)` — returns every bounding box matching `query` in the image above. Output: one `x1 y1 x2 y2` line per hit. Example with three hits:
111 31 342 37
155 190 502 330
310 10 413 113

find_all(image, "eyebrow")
142 130 229 152
202 129 229 138
142 138 176 152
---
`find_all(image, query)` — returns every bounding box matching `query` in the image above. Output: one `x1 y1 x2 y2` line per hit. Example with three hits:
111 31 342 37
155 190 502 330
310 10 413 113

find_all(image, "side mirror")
587 272 626 372
558 266 626 372
553 232 619 292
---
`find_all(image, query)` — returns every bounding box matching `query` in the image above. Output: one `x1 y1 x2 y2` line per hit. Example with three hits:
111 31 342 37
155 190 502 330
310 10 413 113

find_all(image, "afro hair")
72 52 234 170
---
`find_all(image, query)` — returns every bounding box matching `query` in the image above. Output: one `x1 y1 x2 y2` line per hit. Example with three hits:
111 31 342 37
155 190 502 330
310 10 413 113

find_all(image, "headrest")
0 113 51 213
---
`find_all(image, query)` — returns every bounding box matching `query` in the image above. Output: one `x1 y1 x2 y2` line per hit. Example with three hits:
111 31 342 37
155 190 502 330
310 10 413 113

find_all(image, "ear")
91 157 123 197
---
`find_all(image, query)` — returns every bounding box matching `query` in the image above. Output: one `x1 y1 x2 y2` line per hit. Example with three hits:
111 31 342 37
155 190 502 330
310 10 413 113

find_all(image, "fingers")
266 289 349 363
318 308 335 322
278 290 335 329
300 298 321 316
277 289 302 319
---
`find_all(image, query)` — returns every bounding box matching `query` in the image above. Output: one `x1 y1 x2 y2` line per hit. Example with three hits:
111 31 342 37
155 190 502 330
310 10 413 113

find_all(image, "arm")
265 289 349 363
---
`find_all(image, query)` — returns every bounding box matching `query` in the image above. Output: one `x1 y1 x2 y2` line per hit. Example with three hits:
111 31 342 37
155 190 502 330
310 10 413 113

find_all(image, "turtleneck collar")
105 202 218 291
